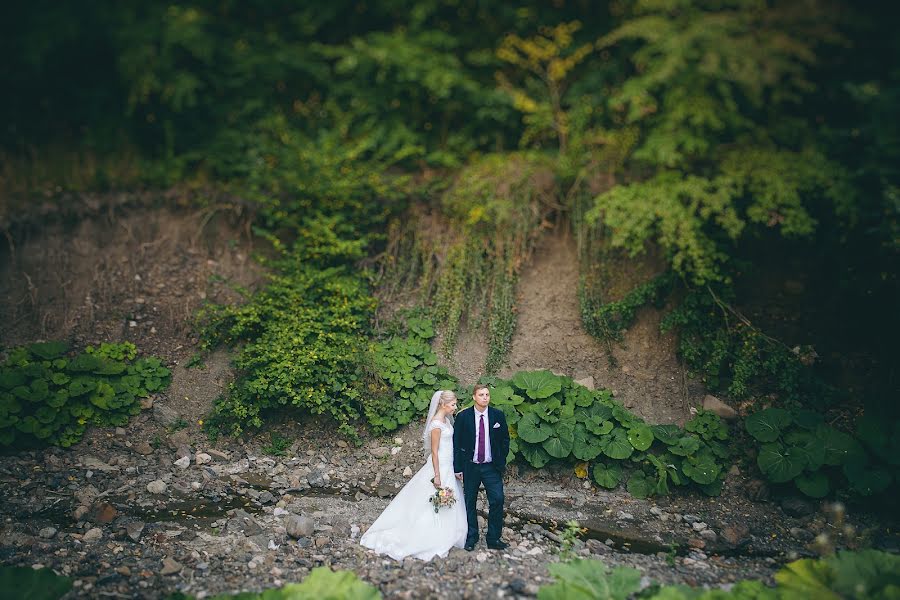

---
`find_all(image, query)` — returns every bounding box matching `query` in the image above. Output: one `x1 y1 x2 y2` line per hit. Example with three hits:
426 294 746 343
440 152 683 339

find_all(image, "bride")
360 390 467 560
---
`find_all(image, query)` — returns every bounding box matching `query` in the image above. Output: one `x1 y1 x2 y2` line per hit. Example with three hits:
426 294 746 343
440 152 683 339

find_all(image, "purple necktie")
477 414 486 463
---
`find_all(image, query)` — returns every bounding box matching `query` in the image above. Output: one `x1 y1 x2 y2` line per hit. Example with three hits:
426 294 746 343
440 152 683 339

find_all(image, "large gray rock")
126 521 145 542
701 395 738 420
284 515 315 539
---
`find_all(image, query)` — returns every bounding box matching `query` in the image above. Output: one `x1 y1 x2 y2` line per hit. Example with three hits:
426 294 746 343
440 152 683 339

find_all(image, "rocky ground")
2 404 893 599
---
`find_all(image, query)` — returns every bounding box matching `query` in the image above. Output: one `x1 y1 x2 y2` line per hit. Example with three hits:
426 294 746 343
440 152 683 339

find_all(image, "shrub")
0 341 169 448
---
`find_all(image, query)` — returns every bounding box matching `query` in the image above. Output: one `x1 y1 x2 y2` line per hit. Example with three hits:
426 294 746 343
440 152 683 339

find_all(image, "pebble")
38 527 57 539
476 552 489 563
285 515 315 539
126 521 145 542
683 514 701 524
195 452 212 465
692 522 708 532
174 456 191 469
160 558 182 576
371 447 390 459
82 528 103 542
147 480 168 494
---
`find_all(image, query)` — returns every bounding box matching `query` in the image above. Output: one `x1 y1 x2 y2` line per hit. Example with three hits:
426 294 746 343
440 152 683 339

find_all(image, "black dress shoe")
487 540 508 550
464 541 476 551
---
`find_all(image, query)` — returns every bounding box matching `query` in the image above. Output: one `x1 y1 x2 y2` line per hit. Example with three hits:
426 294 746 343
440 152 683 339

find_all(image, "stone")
574 375 595 390
314 536 329 548
116 566 131 577
526 547 543 556
227 510 264 536
701 395 738 420
115 427 127 436
160 558 182 576
38 527 57 539
140 398 154 410
402 466 413 477
617 511 634 521
475 551 489 563
683 514 701 524
134 442 154 455
73 506 90 521
370 447 390 459
258 491 275 504
390 446 402 456
174 443 192 460
721 524 750 546
126 521 145 542
376 480 395 498
586 539 608 555
692 522 708 532
195 453 212 465
146 480 167 495
285 515 315 539
700 529 718 542
82 528 103 542
650 507 663 517
781 496 814 517
307 471 326 488
173 456 190 469
153 403 181 427
207 449 230 460
273 508 290 517
91 503 118 524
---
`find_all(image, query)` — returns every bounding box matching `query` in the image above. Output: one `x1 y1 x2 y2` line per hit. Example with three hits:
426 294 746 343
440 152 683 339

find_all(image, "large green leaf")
650 424 682 445
795 472 830 498
667 436 701 457
626 424 654 451
0 566 72 600
573 423 604 461
511 370 563 400
543 419 575 459
758 443 807 483
592 462 623 489
682 451 722 485
601 428 633 460
518 412 553 443
818 425 865 466
745 408 792 442
626 471 654 499
519 441 551 468
27 341 70 361
785 430 826 471
0 370 26 391
539 559 641 600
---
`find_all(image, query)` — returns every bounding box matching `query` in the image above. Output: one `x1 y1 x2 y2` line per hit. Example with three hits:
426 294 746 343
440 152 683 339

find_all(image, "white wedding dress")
360 420 467 560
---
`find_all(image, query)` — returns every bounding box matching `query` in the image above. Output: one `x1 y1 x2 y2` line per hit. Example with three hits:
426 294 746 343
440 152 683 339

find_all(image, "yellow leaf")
575 462 589 479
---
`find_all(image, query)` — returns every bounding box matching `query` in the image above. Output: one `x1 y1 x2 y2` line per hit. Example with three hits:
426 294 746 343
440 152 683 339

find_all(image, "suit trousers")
463 462 505 544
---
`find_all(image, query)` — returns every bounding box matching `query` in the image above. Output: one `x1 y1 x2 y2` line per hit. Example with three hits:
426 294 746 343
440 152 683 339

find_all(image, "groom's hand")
455 472 463 481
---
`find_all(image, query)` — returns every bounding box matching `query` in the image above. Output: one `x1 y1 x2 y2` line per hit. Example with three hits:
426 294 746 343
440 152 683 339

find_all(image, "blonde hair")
439 390 457 406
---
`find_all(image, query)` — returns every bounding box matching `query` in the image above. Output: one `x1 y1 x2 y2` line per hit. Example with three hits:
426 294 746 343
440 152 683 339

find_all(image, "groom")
453 384 510 551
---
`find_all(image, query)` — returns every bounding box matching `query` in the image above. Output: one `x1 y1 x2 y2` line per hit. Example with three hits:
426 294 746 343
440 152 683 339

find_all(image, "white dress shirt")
473 407 493 463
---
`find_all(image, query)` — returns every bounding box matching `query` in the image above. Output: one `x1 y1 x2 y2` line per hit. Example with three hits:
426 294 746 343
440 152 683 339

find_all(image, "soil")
446 224 694 425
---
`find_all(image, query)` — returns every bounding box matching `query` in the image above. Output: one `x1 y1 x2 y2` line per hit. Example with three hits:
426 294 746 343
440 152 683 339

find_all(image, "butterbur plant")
0 341 170 448
483 369 730 498
745 407 898 498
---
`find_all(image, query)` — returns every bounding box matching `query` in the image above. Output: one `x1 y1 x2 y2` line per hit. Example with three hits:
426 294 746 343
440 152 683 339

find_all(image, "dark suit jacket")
453 405 510 474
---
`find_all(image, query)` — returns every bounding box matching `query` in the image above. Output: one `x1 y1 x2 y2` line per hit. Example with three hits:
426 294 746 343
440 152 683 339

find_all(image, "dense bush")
479 370 729 498
0 341 169 448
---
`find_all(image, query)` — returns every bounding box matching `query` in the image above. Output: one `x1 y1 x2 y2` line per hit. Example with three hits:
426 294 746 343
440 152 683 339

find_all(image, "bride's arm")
430 426 442 487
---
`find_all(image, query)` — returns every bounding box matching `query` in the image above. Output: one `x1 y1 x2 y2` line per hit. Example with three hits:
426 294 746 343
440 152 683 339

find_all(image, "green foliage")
581 271 676 342
379 153 556 374
538 551 900 599
262 432 292 457
368 315 457 435
0 566 72 600
199 264 375 440
180 566 381 600
537 559 642 600
0 341 169 448
745 407 897 498
483 370 729 498
775 550 900 600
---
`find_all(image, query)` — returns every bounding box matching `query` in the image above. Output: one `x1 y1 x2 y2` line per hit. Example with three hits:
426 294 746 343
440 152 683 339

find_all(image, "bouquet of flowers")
427 483 457 513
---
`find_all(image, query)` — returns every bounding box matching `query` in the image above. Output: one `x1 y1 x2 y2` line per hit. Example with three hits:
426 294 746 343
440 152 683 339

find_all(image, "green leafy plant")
538 551 900 600
177 566 381 599
557 519 585 561
262 432 292 457
0 341 170 448
482 370 729 498
369 315 457 435
0 566 72 600
745 407 897 498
